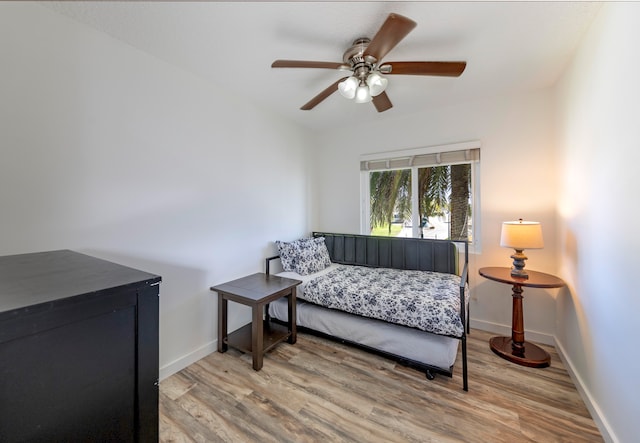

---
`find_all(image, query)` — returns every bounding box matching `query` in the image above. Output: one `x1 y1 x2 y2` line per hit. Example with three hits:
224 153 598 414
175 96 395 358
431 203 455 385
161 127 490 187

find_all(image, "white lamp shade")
354 84 372 103
367 72 388 96
338 77 358 99
500 220 544 249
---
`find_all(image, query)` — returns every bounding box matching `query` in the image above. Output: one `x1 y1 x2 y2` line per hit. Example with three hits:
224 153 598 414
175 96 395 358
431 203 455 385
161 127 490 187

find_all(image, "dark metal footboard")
459 240 469 391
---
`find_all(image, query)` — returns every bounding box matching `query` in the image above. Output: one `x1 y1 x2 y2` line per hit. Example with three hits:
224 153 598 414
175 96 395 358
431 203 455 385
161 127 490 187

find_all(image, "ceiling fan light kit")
337 37 388 104
271 13 467 112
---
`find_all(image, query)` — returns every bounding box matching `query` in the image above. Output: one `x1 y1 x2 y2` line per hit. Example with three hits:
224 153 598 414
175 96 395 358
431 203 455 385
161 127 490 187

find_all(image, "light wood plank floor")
160 329 603 442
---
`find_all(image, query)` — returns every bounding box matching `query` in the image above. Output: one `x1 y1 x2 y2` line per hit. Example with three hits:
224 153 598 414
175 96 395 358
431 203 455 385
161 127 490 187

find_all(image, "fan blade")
272 60 347 70
364 13 417 62
301 77 349 110
372 91 393 112
384 61 466 77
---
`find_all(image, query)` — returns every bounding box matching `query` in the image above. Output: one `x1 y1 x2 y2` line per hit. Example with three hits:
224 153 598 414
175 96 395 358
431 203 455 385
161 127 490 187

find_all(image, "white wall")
0 4 311 378
4 3 636 440
312 90 560 344
555 3 640 442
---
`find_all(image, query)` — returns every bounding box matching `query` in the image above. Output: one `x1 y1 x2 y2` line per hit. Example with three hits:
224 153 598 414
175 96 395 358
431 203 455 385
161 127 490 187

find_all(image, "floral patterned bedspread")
301 265 468 337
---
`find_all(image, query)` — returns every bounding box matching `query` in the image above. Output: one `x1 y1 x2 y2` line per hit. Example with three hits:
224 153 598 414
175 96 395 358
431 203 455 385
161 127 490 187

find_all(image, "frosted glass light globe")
338 77 358 99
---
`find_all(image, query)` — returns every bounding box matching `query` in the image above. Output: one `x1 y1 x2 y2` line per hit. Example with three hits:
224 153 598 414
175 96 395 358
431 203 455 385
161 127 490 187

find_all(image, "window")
360 141 481 248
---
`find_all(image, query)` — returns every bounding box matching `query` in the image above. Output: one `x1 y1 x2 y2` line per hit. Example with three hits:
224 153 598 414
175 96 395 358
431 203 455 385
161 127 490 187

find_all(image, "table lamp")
500 219 544 279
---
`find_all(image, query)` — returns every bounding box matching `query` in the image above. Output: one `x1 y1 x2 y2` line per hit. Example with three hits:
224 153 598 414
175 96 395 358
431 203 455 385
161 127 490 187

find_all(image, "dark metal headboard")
312 232 460 275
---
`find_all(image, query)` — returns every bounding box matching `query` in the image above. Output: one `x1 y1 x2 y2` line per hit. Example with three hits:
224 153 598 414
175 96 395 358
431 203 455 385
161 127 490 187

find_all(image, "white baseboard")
553 338 617 443
159 339 217 381
470 319 554 346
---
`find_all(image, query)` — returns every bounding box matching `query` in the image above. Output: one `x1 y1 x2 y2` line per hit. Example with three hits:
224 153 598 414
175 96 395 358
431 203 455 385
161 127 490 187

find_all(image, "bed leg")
425 370 435 381
462 335 468 391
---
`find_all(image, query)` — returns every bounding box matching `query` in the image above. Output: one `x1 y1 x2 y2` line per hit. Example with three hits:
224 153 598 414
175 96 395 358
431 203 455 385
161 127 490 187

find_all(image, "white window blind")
360 147 480 171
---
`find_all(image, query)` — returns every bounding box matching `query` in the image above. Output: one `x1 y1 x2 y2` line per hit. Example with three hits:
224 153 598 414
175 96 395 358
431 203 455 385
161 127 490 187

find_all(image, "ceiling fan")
271 13 467 112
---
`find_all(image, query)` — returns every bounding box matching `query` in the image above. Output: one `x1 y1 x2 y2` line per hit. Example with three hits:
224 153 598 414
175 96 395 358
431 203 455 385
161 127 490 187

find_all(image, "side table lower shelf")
225 322 291 355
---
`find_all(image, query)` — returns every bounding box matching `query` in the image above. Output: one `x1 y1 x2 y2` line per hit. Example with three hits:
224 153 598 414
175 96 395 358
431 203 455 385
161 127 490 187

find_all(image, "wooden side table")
478 267 565 368
211 273 301 370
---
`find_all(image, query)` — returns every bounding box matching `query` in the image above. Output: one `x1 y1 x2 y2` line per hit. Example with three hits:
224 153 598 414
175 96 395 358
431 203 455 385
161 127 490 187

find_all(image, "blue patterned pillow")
276 237 331 275
275 239 301 272
295 237 331 275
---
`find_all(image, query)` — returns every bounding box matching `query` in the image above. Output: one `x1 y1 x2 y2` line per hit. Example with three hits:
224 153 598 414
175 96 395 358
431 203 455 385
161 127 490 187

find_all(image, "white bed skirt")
268 297 459 371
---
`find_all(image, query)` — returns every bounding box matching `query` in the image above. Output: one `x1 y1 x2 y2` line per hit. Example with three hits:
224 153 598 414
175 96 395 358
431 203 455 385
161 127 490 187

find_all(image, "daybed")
266 232 470 391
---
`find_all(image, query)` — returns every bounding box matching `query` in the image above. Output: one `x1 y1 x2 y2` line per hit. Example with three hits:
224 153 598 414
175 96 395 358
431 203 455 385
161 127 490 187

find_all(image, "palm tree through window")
368 163 472 241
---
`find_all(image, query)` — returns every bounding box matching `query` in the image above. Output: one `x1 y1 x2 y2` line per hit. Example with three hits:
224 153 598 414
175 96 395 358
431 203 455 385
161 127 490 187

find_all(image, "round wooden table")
478 267 565 368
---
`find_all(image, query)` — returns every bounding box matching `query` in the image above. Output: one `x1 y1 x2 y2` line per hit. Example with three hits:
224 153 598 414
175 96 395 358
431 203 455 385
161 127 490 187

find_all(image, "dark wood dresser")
0 250 161 442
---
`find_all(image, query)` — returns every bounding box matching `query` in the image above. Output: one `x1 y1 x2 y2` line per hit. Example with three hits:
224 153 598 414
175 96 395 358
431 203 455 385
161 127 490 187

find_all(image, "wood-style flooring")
159 328 603 442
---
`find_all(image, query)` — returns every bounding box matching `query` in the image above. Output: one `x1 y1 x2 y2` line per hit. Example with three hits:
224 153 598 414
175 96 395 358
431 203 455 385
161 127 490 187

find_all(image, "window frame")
360 140 482 253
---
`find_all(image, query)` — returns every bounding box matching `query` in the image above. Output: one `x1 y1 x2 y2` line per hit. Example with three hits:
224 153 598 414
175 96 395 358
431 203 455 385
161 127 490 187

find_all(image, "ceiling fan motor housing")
343 38 379 79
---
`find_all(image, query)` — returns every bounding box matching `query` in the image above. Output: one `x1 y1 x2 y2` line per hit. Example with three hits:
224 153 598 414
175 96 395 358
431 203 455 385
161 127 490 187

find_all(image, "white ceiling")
45 1 602 131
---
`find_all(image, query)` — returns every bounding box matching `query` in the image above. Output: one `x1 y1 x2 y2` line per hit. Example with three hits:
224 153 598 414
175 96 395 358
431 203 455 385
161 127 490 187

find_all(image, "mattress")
270 264 459 370
301 264 467 336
